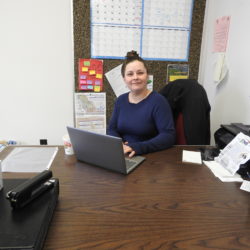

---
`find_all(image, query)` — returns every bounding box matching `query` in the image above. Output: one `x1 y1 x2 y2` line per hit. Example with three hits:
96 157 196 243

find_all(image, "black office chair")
159 79 211 145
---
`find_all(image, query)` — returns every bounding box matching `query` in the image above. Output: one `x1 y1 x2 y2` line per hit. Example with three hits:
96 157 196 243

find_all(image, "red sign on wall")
78 59 103 92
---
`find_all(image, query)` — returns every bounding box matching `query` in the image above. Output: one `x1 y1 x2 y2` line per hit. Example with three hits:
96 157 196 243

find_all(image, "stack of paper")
182 150 202 165
204 160 243 182
215 132 250 175
203 132 250 182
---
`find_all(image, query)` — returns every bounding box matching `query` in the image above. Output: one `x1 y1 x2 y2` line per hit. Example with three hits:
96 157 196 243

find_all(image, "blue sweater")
107 91 175 155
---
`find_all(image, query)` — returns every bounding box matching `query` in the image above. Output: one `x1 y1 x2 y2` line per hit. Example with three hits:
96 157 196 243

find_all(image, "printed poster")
78 59 103 92
213 16 231 53
74 92 106 135
167 64 189 83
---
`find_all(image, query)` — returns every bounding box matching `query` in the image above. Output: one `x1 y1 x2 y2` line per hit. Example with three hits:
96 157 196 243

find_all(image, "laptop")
67 126 145 174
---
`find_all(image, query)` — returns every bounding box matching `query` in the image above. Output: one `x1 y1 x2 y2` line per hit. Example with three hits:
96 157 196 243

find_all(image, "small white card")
240 180 250 192
182 150 202 165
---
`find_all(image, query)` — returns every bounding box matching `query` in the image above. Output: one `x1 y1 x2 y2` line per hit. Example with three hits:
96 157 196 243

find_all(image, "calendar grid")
90 0 194 61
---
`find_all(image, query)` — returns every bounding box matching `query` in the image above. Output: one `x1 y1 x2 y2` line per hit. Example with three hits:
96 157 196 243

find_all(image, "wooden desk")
2 146 250 249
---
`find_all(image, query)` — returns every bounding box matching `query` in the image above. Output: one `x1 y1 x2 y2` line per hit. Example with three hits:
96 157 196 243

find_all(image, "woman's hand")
123 142 136 158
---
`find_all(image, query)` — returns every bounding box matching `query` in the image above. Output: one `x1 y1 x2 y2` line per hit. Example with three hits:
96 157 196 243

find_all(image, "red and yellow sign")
78 59 103 92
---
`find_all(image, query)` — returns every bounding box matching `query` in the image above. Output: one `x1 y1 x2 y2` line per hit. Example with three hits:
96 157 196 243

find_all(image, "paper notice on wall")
147 75 153 91
213 16 231 53
214 53 228 84
78 59 103 92
74 92 106 134
167 64 189 83
105 64 129 97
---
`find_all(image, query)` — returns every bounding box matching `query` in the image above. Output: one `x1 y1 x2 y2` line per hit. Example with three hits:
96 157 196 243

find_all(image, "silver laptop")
67 126 145 174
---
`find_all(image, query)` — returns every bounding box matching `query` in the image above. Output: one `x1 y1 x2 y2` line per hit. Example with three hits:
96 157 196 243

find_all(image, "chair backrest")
159 79 211 145
175 112 187 145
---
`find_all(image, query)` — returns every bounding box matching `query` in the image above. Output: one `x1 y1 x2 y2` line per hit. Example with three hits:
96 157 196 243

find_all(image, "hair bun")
126 50 140 60
121 50 148 77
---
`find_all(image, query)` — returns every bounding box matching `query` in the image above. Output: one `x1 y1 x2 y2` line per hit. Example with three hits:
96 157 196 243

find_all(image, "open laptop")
67 126 145 174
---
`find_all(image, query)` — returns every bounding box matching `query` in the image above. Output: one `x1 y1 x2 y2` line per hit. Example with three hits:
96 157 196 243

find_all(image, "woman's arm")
107 100 121 138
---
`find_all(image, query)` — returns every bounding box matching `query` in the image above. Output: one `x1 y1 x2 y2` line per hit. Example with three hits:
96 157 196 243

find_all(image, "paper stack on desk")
203 132 250 182
214 132 250 176
182 150 202 164
203 160 243 182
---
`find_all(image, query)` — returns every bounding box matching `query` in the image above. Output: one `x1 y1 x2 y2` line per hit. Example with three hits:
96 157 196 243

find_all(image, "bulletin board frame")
73 0 206 124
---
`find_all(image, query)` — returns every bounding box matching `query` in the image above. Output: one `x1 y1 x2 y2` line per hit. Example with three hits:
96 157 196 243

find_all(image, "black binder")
0 178 59 250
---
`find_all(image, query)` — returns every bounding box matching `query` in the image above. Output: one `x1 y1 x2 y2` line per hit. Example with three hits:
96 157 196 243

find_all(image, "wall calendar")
90 0 194 61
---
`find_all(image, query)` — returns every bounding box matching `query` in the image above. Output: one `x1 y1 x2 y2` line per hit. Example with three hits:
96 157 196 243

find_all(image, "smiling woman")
107 51 176 157
123 57 150 103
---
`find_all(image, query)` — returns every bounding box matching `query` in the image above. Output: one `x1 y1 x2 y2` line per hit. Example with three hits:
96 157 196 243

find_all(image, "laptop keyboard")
125 158 136 169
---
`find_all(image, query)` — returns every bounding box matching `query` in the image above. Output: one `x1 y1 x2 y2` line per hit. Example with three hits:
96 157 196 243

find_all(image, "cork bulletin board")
73 0 207 124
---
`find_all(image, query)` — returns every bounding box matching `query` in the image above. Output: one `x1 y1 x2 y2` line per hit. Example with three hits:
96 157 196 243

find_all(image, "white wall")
0 0 74 145
199 0 250 144
3 0 249 146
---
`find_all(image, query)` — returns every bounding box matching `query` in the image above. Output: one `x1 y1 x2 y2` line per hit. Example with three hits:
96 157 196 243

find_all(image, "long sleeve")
107 98 121 138
107 92 175 155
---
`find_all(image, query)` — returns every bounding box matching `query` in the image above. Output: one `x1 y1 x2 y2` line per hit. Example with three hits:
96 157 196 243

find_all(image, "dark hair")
121 50 148 77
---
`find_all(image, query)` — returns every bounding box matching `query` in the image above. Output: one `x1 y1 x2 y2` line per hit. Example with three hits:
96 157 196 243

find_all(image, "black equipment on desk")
199 123 249 161
214 123 250 149
0 171 59 250
6 170 58 209
214 123 250 180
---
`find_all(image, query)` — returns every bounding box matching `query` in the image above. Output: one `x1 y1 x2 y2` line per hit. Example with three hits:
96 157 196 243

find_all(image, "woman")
107 51 175 157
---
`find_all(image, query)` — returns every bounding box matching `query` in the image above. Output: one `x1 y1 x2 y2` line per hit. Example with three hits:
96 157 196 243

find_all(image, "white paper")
204 160 243 182
214 53 228 84
147 75 153 91
240 180 250 192
215 132 250 175
2 147 58 173
74 92 106 134
182 150 202 165
105 64 129 97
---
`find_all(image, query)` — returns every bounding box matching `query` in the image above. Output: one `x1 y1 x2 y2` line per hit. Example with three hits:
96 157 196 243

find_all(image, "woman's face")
123 60 148 93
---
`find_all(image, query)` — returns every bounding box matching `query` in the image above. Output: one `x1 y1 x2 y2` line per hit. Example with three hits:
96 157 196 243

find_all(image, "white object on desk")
1 147 58 173
215 132 250 175
204 160 243 182
240 180 250 192
62 134 74 155
182 150 202 165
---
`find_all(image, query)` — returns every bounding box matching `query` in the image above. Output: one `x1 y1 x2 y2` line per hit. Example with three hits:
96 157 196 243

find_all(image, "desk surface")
2 146 250 250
